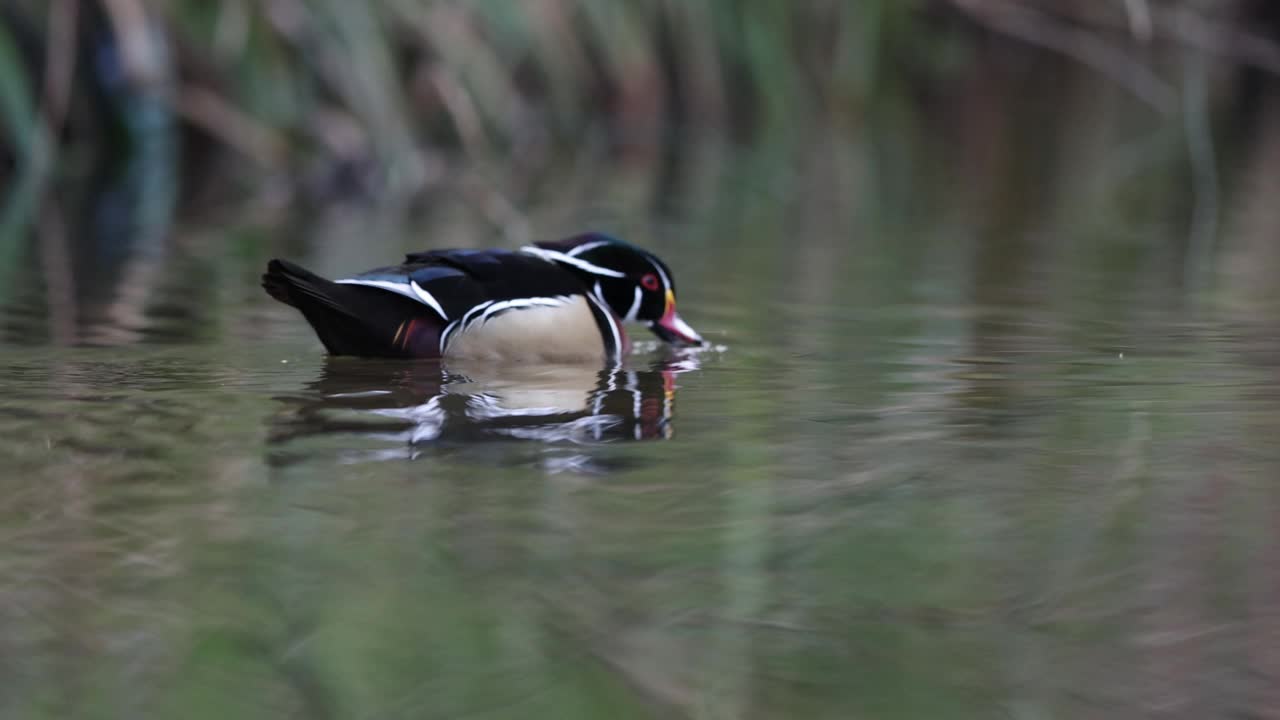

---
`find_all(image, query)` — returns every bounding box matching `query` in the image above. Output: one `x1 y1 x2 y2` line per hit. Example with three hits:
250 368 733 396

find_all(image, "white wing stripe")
335 278 415 298
649 259 672 291
336 278 447 320
409 281 448 319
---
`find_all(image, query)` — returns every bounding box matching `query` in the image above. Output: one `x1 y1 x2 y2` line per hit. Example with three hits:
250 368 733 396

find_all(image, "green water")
4 117 1280 718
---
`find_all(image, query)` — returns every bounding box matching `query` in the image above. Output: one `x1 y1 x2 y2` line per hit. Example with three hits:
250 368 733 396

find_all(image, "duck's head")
524 233 704 347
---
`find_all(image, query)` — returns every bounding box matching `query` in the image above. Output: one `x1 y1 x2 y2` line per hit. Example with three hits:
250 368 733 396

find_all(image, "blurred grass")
0 0 1272 202
0 16 38 156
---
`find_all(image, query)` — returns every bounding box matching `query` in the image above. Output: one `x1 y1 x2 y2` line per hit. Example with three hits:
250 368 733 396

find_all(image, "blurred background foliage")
1 0 1280 350
2 0 1279 205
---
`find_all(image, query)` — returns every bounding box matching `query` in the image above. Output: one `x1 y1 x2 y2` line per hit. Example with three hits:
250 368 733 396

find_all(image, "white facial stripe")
648 258 672 291
566 240 611 256
623 285 642 322
520 246 626 278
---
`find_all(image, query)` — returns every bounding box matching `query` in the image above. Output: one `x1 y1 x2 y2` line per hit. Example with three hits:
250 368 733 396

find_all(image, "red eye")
641 273 660 291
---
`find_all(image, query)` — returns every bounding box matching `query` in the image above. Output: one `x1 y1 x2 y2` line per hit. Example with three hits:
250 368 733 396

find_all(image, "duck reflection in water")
270 354 701 465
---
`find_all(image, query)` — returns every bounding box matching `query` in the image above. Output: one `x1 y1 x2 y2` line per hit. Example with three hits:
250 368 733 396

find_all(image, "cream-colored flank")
444 294 606 362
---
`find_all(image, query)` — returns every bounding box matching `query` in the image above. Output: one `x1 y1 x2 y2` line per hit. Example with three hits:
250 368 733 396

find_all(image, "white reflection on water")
304 353 705 466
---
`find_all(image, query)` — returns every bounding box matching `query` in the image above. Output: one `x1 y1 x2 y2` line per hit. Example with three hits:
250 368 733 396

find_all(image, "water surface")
3 115 1280 718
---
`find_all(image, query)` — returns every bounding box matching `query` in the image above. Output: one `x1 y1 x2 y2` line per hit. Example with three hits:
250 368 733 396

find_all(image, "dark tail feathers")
263 259 441 357
262 259 350 314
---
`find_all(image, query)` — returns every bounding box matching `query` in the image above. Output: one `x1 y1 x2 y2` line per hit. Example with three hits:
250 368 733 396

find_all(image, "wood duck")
262 233 703 361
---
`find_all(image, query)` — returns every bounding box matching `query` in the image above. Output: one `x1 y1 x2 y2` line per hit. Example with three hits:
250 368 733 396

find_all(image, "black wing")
341 248 588 320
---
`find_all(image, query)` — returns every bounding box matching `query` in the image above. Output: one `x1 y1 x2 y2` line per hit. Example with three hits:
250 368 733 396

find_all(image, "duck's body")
262 233 701 361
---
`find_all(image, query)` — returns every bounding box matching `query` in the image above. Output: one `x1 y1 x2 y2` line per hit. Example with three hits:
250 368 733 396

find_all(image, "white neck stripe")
585 293 622 358
623 285 642 322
